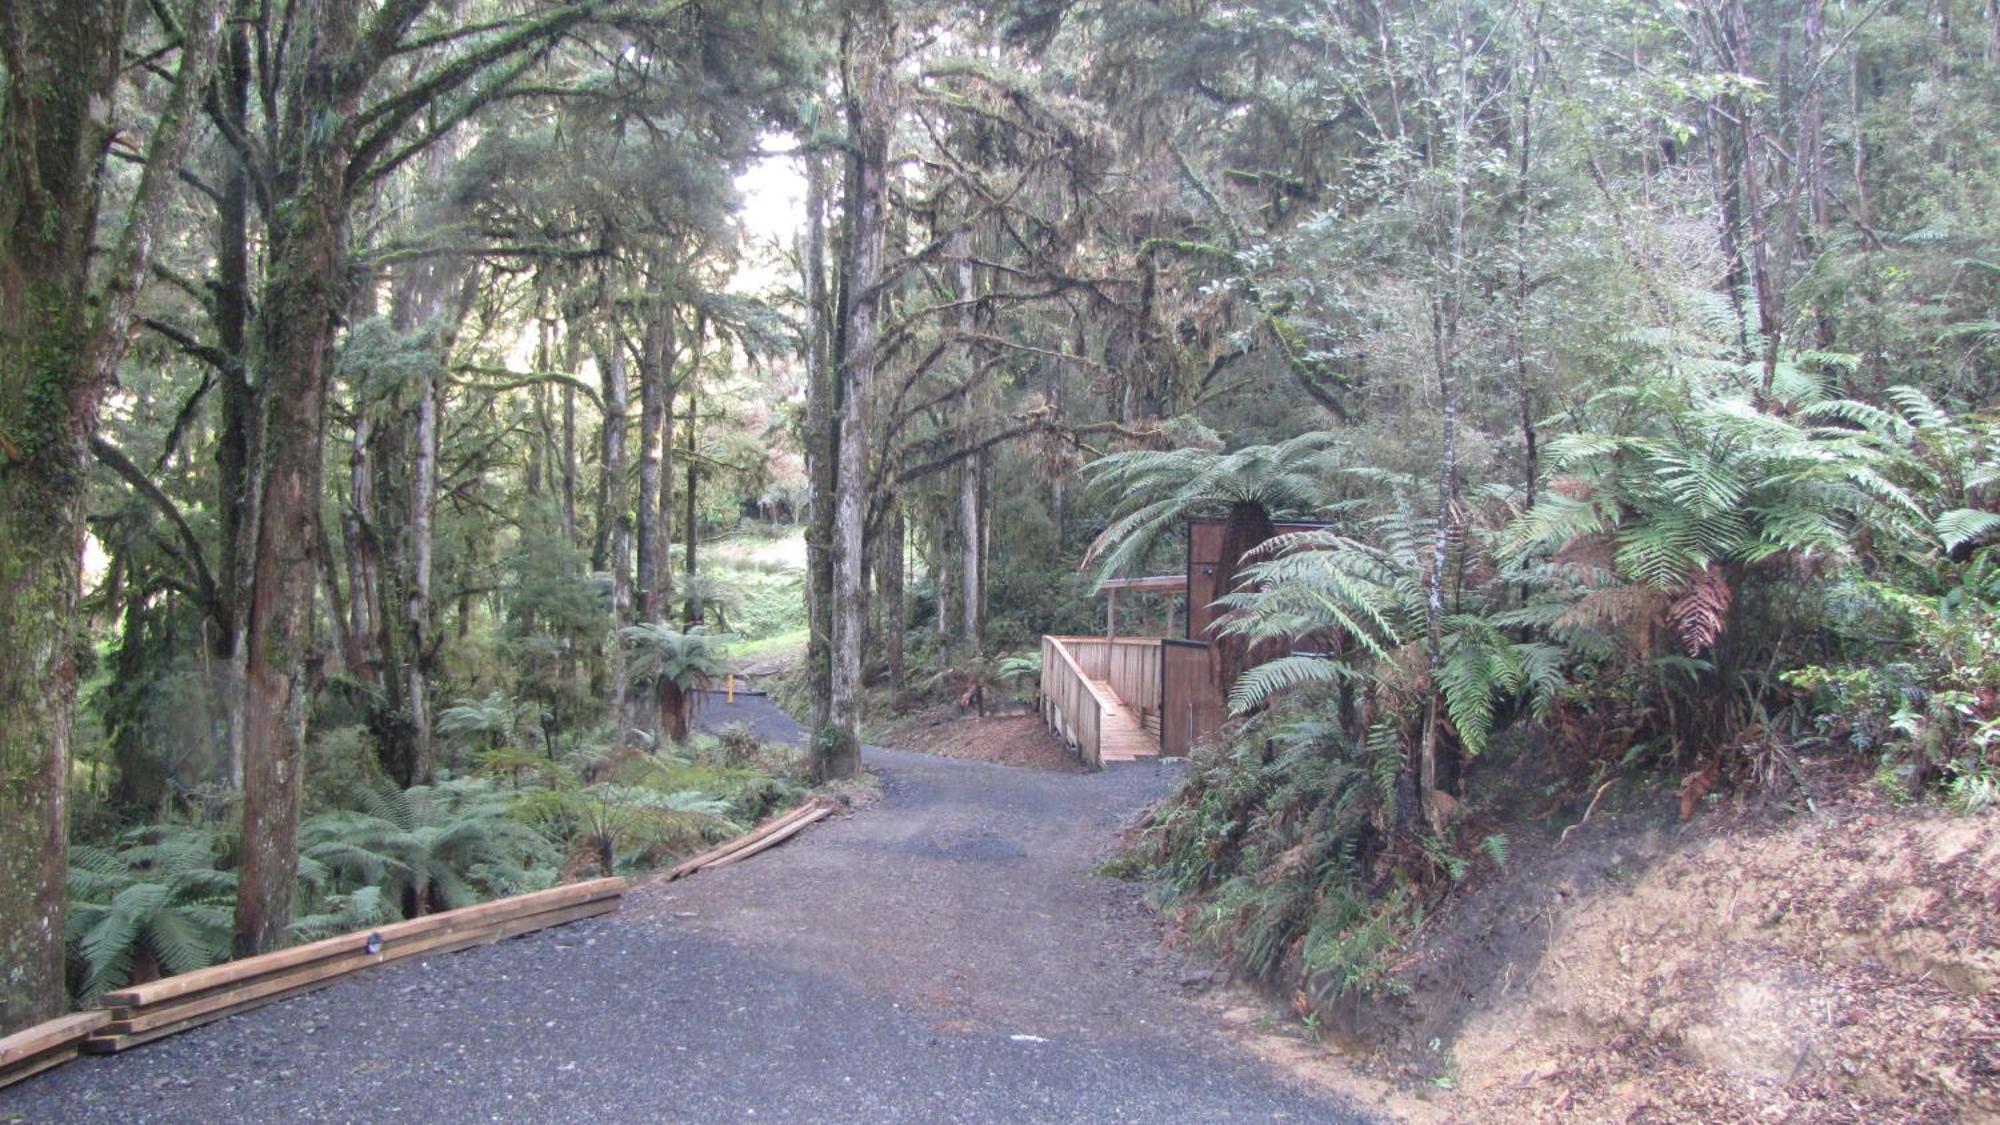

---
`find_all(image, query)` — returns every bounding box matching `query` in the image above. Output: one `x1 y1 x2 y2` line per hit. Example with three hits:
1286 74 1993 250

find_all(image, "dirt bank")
1260 783 2000 1121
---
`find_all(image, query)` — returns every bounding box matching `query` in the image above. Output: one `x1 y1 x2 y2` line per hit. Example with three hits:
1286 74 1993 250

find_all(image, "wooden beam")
700 807 833 872
104 877 625 1008
1097 574 1187 593
0 1011 110 1072
667 800 827 880
86 899 619 1053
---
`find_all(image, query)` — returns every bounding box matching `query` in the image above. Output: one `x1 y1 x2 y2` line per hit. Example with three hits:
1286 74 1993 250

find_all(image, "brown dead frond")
1549 474 1594 502
1552 532 1619 585
1555 584 1669 657
1666 563 1733 656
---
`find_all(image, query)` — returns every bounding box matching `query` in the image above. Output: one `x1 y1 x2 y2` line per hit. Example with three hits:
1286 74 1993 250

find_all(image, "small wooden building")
1040 517 1321 768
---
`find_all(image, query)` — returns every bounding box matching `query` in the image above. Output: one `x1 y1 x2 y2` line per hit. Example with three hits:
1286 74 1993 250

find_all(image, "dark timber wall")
1160 639 1223 756
1168 518 1327 755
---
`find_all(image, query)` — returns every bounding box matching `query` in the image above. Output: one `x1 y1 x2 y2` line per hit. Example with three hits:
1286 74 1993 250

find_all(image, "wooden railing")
1056 637 1162 734
1043 636 1171 765
1041 635 1103 768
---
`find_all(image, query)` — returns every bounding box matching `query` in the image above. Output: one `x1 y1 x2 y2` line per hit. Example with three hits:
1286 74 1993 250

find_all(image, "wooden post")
1107 589 1117 639
1165 596 1176 639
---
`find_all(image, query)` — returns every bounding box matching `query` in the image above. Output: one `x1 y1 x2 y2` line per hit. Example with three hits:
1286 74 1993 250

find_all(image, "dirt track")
0 693 1363 1123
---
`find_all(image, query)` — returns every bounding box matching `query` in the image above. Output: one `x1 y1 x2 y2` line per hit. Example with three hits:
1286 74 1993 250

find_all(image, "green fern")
1079 431 1349 585
301 778 557 917
515 781 738 876
66 825 235 1003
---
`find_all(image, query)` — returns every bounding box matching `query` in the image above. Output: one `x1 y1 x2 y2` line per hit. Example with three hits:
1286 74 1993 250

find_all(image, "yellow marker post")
726 673 736 704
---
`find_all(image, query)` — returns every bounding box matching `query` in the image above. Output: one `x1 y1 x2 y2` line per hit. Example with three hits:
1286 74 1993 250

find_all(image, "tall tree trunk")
1800 0 1834 349
384 175 476 788
1511 8 1541 511
596 319 632 733
957 461 981 654
235 0 377 958
682 327 702 596
636 289 674 623
214 3 256 790
562 379 579 545
802 140 838 759
885 506 906 703
1419 10 1473 825
0 0 219 1024
401 358 441 782
344 415 381 680
821 5 893 782
952 226 983 657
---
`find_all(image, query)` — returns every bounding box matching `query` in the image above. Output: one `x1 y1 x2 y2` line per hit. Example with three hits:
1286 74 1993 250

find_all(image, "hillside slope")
1274 791 1999 1121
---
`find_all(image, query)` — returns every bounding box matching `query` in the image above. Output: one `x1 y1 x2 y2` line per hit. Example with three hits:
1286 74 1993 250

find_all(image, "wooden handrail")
1041 635 1105 768
1052 636 1162 726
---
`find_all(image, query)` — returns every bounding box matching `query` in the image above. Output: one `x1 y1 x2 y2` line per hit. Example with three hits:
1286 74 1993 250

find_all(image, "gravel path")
1 694 1362 1123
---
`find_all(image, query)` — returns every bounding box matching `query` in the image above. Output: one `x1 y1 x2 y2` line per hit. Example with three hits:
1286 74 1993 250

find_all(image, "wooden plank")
676 803 830 877
1043 635 1104 768
107 897 622 1036
667 800 823 880
1097 575 1186 593
0 1011 110 1070
104 877 623 1008
87 898 619 1052
0 1046 78 1091
698 806 832 872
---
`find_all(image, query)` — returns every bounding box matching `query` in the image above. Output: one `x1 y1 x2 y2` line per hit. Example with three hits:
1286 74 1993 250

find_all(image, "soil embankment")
1262 788 2000 1121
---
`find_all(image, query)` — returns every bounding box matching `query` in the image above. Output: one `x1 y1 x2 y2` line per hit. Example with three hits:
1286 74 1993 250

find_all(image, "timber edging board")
666 798 832 880
0 876 628 1089
0 1011 111 1091
82 876 626 1054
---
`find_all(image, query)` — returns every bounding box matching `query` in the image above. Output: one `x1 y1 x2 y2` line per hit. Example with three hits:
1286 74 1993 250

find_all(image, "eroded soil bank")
1234 783 1999 1122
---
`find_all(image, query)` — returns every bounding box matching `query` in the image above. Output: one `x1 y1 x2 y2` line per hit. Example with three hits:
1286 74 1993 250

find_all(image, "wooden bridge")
1040 633 1226 768
1040 517 1322 769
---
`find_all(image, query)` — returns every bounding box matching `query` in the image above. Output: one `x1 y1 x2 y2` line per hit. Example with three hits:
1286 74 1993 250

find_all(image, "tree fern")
621 623 729 742
301 778 556 917
1079 431 1348 584
66 825 235 1003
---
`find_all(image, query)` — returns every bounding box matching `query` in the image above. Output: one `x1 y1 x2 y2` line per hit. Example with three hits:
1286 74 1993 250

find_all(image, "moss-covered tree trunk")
802 130 839 771
656 678 690 744
0 0 219 1029
233 0 367 957
883 506 906 704
594 317 633 733
636 286 675 625
821 4 894 783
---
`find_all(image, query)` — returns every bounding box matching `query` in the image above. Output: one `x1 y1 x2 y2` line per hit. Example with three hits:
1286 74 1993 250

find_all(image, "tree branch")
90 435 219 616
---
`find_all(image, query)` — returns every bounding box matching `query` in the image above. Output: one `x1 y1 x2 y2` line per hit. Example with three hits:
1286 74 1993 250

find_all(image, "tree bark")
952 227 983 657
802 140 838 757
636 288 675 623
595 318 632 733
236 0 376 958
682 319 704 598
0 0 220 1027
213 3 256 790
885 506 906 703
820 5 893 782
1418 8 1472 824
344 415 381 681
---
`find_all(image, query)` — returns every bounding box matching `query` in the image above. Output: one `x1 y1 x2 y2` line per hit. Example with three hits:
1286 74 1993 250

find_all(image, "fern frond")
1228 655 1362 714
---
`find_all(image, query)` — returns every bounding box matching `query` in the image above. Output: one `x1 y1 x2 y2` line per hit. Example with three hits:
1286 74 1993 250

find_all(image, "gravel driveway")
0 694 1362 1123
